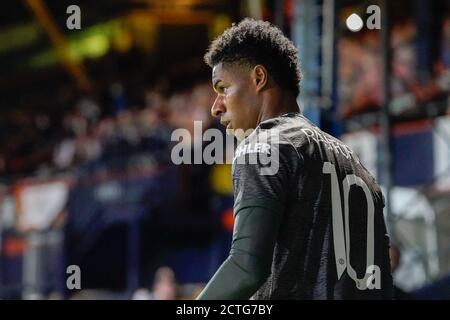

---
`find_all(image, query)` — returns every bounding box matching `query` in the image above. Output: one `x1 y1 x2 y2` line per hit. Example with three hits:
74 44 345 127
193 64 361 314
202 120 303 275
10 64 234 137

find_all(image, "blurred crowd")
52 82 215 172
0 70 216 182
339 17 450 119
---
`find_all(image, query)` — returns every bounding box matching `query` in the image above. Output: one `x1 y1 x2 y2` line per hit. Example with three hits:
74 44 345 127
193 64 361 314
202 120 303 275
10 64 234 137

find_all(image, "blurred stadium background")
0 0 449 300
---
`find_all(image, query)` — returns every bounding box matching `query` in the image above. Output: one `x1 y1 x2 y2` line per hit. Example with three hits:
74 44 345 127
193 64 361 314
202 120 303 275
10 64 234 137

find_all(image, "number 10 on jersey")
323 162 381 290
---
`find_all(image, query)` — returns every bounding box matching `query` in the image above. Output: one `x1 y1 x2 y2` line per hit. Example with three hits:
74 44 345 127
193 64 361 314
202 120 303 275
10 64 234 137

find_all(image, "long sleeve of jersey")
196 200 282 300
196 128 300 300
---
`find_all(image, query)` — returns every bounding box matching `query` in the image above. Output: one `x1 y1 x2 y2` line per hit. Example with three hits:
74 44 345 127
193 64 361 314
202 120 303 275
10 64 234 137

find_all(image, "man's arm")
197 132 299 300
196 200 282 300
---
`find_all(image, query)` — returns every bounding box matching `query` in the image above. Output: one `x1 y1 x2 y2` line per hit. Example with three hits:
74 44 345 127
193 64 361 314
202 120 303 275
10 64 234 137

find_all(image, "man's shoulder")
251 113 311 146
232 115 306 175
236 114 306 160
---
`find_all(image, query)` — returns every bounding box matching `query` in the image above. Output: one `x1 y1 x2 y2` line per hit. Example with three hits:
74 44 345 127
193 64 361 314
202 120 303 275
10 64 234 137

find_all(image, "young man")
197 18 393 299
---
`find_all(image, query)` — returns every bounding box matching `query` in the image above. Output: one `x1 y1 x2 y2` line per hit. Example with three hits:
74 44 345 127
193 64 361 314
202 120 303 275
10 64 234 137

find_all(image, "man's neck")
257 89 300 125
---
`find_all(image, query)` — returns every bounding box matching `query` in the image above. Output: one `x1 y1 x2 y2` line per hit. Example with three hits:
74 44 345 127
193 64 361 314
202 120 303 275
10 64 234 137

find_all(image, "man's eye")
215 83 227 94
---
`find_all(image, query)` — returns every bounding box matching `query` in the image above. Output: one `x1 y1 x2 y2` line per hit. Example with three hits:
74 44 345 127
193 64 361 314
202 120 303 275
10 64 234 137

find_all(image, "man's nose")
211 95 226 117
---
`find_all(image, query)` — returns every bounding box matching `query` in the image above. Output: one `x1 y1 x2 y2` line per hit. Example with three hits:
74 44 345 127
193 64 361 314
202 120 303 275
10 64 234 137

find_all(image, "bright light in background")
346 13 364 32
29 20 122 68
71 34 110 59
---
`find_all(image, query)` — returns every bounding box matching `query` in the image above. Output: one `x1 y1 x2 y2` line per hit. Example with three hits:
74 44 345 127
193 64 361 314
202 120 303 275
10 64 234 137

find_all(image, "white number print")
323 162 380 290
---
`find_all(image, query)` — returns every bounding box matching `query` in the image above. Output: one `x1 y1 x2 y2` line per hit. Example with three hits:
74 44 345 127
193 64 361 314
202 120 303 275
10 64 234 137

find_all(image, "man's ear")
252 65 268 92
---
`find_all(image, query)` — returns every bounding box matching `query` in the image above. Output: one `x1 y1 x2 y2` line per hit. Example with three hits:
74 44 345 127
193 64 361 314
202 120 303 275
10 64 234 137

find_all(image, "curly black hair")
204 18 302 97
